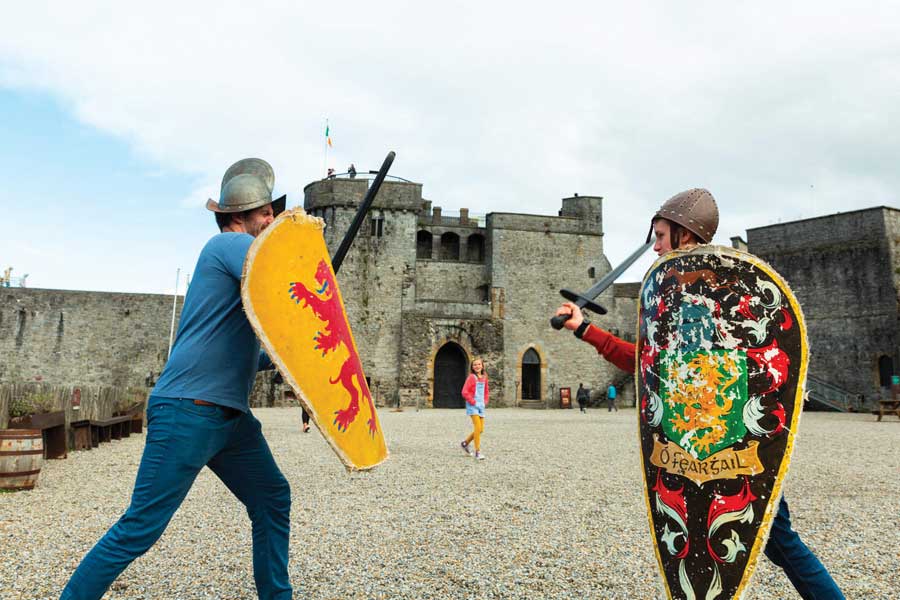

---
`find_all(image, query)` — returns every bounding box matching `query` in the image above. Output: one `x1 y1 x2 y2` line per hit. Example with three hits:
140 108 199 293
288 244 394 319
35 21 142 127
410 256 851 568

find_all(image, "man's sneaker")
475 451 486 461
460 441 472 456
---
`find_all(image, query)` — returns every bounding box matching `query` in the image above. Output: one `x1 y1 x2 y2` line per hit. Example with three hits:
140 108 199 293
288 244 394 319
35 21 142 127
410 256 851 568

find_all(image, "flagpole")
167 268 180 359
324 118 329 176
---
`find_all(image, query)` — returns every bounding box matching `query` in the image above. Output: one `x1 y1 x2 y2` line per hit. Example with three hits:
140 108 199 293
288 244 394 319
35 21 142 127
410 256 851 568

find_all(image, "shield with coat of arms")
241 208 388 471
637 245 807 600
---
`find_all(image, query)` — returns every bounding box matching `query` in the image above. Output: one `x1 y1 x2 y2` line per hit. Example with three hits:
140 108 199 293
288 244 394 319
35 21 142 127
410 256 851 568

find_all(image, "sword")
330 151 396 274
550 240 653 330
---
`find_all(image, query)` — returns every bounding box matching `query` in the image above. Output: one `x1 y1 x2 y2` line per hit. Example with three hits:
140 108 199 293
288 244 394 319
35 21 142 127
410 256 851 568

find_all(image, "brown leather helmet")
645 188 719 244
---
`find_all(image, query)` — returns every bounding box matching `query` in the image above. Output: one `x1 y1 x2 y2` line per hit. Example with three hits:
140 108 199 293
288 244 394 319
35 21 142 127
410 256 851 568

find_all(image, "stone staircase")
519 399 546 409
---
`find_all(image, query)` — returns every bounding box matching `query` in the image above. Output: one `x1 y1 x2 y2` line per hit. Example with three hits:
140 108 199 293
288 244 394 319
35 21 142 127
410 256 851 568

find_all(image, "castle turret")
303 177 423 406
559 194 603 235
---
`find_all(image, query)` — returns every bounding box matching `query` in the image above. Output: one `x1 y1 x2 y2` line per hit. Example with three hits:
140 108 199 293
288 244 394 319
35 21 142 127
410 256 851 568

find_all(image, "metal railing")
325 170 416 184
0 275 29 288
806 375 862 412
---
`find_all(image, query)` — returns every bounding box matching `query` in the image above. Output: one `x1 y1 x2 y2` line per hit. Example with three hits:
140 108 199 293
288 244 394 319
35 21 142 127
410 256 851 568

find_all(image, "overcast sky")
2 1 898 294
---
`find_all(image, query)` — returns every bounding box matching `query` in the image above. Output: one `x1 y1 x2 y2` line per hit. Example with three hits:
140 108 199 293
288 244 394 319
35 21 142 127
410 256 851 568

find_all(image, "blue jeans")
764 497 844 600
60 396 292 600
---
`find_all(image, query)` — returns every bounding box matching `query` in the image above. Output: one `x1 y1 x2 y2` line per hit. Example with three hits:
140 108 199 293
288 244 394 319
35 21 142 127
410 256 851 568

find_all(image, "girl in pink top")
460 357 489 460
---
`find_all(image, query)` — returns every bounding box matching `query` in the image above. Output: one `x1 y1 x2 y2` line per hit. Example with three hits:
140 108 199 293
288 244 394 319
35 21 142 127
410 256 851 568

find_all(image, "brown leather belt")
190 399 240 419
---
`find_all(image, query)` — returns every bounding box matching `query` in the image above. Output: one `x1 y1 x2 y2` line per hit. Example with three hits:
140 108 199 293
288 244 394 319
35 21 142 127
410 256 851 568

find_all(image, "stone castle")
2 175 897 411
303 177 634 409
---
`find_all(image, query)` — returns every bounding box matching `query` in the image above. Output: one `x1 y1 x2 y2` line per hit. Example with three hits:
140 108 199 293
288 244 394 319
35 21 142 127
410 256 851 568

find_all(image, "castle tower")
488 194 615 408
559 194 604 235
304 177 423 406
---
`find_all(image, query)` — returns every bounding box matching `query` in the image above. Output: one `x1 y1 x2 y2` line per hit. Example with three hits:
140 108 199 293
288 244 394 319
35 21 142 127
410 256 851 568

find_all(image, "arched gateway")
433 342 468 408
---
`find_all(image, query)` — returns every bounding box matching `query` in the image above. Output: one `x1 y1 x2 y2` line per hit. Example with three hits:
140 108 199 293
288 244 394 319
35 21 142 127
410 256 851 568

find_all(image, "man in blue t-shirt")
61 159 292 600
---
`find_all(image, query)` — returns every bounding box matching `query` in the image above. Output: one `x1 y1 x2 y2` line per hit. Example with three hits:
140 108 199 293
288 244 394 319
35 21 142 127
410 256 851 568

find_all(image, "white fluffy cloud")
2 1 899 284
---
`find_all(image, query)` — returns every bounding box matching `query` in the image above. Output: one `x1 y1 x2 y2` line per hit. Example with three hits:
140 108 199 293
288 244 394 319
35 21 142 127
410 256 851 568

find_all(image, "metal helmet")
646 188 719 244
221 157 275 193
206 158 286 215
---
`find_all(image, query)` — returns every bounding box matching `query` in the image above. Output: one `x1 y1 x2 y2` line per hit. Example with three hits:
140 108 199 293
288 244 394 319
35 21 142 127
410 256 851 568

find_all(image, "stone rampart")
0 288 182 389
487 213 597 235
746 207 899 407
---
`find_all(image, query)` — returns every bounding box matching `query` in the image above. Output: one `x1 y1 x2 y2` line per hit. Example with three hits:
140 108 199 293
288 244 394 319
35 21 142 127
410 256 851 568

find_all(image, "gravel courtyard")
2 408 898 599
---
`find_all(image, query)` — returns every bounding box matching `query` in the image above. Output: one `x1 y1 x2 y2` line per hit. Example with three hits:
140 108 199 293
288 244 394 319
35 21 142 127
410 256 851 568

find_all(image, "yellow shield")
241 208 388 470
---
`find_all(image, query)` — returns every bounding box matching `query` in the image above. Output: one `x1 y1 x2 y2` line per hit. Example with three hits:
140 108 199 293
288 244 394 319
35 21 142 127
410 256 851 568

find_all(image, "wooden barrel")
0 429 44 490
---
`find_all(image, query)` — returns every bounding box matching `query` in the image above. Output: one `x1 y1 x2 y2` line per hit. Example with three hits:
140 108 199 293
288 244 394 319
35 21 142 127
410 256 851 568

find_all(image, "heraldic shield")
637 245 807 600
242 208 388 471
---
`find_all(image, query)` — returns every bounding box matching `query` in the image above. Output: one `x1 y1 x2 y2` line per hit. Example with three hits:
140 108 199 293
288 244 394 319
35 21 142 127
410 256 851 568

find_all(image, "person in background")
460 357 489 460
301 408 311 433
606 383 617 412
576 383 590 413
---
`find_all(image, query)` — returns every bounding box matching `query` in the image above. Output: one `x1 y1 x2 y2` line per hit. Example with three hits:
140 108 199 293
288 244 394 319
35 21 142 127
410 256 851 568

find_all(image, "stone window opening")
440 232 460 260
370 214 384 238
417 230 433 259
476 284 490 303
588 267 596 278
467 234 485 262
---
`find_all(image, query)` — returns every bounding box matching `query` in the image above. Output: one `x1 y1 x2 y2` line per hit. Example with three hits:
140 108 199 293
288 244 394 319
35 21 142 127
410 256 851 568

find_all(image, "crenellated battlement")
304 177 423 212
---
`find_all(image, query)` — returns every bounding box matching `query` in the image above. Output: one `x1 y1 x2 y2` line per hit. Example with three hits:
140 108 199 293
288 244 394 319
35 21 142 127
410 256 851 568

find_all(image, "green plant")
8 395 31 418
9 390 57 417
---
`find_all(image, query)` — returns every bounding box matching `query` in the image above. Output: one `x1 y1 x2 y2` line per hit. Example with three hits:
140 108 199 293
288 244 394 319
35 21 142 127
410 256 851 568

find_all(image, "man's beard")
250 220 269 238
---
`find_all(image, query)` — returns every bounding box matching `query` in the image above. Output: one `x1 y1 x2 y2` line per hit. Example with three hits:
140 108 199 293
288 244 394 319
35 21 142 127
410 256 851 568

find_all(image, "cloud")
1 1 899 287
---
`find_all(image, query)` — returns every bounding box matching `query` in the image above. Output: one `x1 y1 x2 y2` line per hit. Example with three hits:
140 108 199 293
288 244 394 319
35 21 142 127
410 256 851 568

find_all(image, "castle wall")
415 261 489 303
604 282 641 406
396 314 504 408
488 209 618 407
746 207 899 406
0 288 181 388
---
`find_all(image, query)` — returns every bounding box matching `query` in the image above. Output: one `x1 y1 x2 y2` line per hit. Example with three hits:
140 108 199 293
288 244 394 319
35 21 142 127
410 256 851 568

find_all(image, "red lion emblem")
289 260 378 435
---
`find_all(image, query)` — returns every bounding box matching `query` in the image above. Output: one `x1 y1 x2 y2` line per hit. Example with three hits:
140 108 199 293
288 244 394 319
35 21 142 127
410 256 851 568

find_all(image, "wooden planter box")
8 411 67 460
115 401 147 435
70 420 94 451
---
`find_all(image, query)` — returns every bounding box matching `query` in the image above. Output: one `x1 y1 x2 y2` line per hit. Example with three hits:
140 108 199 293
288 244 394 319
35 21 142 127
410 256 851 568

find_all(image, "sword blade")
570 240 653 306
331 151 396 274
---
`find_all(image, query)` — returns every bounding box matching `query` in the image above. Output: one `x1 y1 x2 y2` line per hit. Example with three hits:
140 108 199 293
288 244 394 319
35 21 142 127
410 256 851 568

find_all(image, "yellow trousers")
464 415 484 451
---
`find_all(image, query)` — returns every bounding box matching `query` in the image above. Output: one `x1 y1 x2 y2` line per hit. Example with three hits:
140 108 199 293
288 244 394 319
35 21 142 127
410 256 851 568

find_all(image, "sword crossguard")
550 289 608 330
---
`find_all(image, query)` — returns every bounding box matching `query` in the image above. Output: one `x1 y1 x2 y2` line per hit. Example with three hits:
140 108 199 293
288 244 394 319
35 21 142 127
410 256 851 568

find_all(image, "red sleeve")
462 374 476 405
484 380 489 406
581 324 636 374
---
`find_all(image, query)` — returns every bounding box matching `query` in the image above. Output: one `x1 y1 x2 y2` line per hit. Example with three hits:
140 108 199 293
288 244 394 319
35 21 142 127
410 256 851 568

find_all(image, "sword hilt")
550 289 608 330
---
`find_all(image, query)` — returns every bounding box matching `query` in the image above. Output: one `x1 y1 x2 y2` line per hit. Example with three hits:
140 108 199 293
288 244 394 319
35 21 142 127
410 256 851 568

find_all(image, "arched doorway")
522 348 541 400
433 342 468 408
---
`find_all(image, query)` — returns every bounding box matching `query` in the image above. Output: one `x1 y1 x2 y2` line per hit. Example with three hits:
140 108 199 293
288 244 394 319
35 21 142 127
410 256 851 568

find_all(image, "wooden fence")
0 383 148 430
